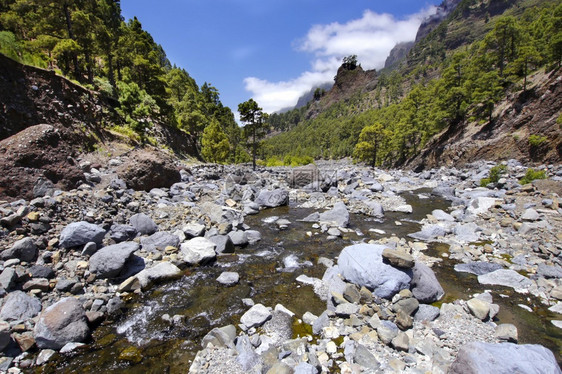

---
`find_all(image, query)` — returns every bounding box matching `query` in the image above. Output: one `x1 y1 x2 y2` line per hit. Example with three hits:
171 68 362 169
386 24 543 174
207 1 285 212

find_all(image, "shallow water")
39 191 561 372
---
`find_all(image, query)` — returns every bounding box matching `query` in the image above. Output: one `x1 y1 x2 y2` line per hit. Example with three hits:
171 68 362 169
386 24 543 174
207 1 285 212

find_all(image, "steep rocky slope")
0 54 199 201
408 68 562 170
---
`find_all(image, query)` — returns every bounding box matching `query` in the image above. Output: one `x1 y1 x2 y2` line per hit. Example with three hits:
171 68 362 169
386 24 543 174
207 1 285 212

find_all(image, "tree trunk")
63 2 80 81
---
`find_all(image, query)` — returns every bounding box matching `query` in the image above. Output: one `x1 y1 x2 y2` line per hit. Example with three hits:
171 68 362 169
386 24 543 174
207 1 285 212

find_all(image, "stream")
37 190 562 373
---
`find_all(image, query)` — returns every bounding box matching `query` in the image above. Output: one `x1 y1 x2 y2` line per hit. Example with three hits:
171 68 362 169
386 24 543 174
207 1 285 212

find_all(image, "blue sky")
121 0 441 114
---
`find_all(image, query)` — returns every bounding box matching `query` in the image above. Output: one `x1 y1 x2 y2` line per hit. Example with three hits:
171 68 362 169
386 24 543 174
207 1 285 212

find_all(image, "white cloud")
243 6 436 114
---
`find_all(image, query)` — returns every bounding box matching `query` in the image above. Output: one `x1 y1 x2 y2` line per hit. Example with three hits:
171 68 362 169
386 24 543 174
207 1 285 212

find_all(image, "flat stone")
454 262 503 276
140 231 180 252
2 237 37 262
182 222 205 238
216 271 239 286
382 248 415 268
478 269 532 292
240 304 272 329
254 188 289 208
521 208 540 221
335 303 360 317
449 342 560 374
134 262 182 290
414 304 440 321
391 332 409 352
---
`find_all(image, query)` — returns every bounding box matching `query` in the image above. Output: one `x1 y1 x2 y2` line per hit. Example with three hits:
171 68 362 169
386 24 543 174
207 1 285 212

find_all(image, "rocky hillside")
408 68 562 170
0 54 198 202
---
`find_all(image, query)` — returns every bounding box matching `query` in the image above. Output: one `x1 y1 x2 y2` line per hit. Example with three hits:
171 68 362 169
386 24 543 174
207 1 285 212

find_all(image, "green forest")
263 0 562 167
0 0 560 167
0 0 251 162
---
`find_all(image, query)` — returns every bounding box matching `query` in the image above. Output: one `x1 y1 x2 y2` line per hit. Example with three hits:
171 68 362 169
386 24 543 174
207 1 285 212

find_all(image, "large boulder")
89 242 139 279
449 342 561 374
34 298 89 350
337 244 412 299
59 221 106 248
319 202 350 228
1 237 37 262
254 188 289 208
117 149 180 191
410 261 444 303
0 291 42 321
240 304 272 329
180 237 217 265
208 235 235 254
454 262 503 276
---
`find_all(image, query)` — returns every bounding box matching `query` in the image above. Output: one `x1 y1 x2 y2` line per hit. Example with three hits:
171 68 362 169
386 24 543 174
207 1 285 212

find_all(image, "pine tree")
201 120 230 163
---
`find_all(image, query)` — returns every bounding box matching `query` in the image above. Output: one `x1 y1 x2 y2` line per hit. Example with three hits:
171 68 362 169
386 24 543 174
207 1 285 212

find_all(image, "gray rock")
432 209 455 222
255 188 289 208
246 230 261 245
537 264 562 279
1 237 37 262
354 343 380 370
300 212 320 222
180 237 217 265
217 271 239 286
109 224 137 243
201 325 236 349
182 222 206 238
34 297 89 350
521 208 540 221
89 242 140 279
60 221 106 248
208 235 235 254
0 291 41 321
449 342 561 374
140 231 180 252
365 201 384 218
228 231 249 246
410 261 444 303
319 202 350 227
312 310 331 335
55 279 77 292
453 222 480 242
393 297 419 316
35 349 56 366
337 244 412 299
495 324 518 343
335 303 360 317
294 362 318 374
467 298 490 320
236 335 261 370
413 304 440 321
408 224 448 241
376 320 399 345
135 262 182 290
454 262 503 276
0 322 11 351
382 248 415 268
129 213 158 235
81 242 98 256
477 269 532 292
240 304 272 329
0 268 16 290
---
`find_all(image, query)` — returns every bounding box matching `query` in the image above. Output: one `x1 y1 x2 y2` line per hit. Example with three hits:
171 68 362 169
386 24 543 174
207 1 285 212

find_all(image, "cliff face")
407 69 562 170
415 0 464 42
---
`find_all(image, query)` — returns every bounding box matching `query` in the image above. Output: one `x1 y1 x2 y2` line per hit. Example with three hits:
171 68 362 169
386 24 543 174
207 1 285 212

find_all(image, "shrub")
528 134 548 147
480 164 507 187
519 168 547 185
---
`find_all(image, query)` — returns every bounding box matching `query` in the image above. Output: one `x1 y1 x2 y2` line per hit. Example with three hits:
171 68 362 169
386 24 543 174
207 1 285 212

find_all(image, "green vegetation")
262 1 562 165
0 0 242 155
238 99 268 170
201 120 230 164
528 134 548 147
480 164 507 187
519 168 547 184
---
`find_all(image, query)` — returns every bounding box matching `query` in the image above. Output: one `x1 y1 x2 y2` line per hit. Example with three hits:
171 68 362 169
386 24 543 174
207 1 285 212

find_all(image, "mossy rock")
118 346 143 364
